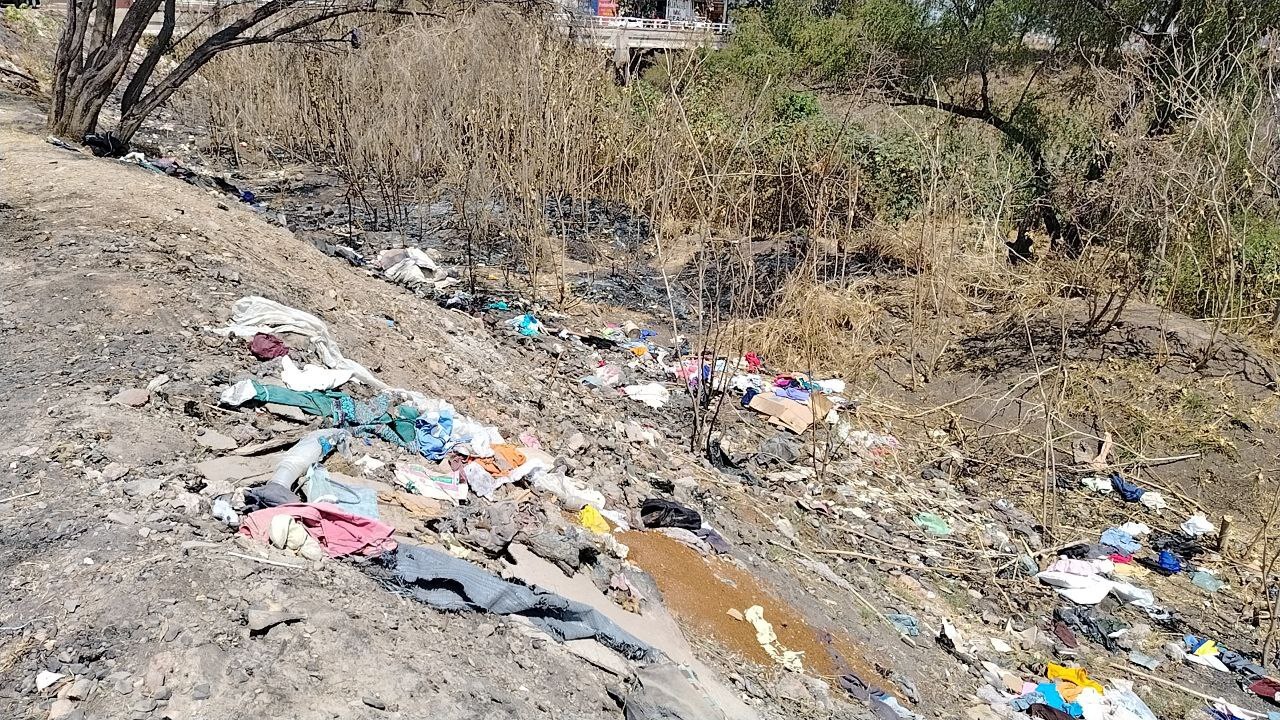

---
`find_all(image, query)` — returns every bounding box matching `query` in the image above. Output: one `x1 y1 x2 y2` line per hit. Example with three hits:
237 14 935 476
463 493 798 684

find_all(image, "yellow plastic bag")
579 505 610 534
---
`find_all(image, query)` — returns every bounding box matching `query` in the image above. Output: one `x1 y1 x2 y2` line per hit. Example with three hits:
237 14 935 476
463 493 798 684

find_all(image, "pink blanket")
239 502 397 558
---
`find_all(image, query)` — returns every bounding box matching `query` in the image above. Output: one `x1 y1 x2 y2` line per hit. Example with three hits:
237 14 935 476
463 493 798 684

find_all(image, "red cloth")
1248 677 1280 700
1108 553 1133 564
239 502 396 558
744 352 763 373
249 333 290 360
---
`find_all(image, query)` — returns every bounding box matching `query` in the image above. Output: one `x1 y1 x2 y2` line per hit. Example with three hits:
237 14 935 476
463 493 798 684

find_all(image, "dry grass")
731 279 884 381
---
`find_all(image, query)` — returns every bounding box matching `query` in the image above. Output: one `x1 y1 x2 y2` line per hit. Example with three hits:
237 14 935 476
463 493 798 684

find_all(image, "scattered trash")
578 505 611 534
239 503 396 558
744 605 803 672
506 313 543 337
1181 513 1216 537
623 382 670 408
1191 570 1227 593
913 513 952 536
249 332 290 360
886 613 920 637
393 543 655 660
640 498 701 530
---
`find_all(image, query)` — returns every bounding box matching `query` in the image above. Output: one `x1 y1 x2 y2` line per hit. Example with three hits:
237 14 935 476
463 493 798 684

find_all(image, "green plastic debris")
1190 570 1226 593
913 513 952 536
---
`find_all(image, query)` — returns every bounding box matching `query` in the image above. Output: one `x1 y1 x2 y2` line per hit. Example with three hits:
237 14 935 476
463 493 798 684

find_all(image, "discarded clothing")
391 543 655 660
1191 570 1227 593
886 613 920 637
243 482 302 511
239 503 396 558
1139 491 1167 510
1155 550 1183 574
1056 607 1127 652
249 333 289 359
1181 513 1216 537
624 383 671 408
1099 528 1141 555
507 313 543 336
470 444 526 477
303 465 378 519
578 505 611 534
215 296 386 389
1110 473 1145 502
694 527 731 554
281 356 354 392
1027 705 1074 720
1046 664 1104 695
222 380 418 450
640 498 702 531
1249 678 1280 701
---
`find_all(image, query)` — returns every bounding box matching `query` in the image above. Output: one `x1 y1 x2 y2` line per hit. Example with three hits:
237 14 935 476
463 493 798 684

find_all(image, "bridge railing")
566 14 732 35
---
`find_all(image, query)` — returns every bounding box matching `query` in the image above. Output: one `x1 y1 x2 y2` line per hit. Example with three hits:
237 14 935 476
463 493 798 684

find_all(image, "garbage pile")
191 292 1280 720
199 295 753 718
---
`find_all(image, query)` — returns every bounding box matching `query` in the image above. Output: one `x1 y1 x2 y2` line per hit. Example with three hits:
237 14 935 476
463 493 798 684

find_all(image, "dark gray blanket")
393 543 658 661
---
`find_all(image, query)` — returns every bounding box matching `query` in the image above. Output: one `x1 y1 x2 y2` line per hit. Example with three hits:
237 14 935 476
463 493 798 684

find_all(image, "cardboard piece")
748 392 832 434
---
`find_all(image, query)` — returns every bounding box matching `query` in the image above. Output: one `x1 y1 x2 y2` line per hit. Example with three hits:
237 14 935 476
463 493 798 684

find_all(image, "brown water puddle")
620 530 885 685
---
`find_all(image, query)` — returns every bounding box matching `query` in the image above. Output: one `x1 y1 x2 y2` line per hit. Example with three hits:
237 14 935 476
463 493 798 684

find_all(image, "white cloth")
533 473 606 511
1139 491 1168 510
214 296 385 389
280 356 354 392
1181 513 1215 536
1119 522 1152 537
1081 476 1112 494
624 383 670 408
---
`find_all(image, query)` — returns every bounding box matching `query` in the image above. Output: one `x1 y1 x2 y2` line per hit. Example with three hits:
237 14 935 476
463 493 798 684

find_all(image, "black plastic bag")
640 498 701 530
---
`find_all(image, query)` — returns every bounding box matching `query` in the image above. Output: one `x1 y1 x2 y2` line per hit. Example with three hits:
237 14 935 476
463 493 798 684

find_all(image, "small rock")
106 511 137 526
133 697 156 712
143 670 164 693
775 673 808 702
102 463 131 482
153 687 171 701
565 432 587 454
191 683 210 701
726 608 743 622
162 627 179 643
63 598 78 613
362 696 387 710
125 478 162 498
112 389 150 407
146 374 171 392
48 698 76 719
66 679 93 701
245 607 305 635
113 677 133 695
195 429 237 451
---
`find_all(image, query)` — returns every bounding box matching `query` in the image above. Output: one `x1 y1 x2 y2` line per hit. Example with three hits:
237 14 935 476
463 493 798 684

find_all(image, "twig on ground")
1106 663 1263 718
0 489 40 504
225 551 306 569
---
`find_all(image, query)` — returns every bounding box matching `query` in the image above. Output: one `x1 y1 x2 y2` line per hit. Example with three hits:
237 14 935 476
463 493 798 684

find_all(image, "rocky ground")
5 53 1280 720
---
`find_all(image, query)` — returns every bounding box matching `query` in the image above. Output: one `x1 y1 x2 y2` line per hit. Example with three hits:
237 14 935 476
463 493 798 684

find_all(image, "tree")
49 0 377 150
738 0 1280 257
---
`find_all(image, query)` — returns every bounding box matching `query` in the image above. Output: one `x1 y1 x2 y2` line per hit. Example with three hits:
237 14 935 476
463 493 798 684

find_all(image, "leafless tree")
49 0 379 149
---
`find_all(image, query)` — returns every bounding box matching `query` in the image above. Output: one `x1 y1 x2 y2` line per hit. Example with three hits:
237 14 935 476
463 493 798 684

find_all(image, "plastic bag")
640 498 701 530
